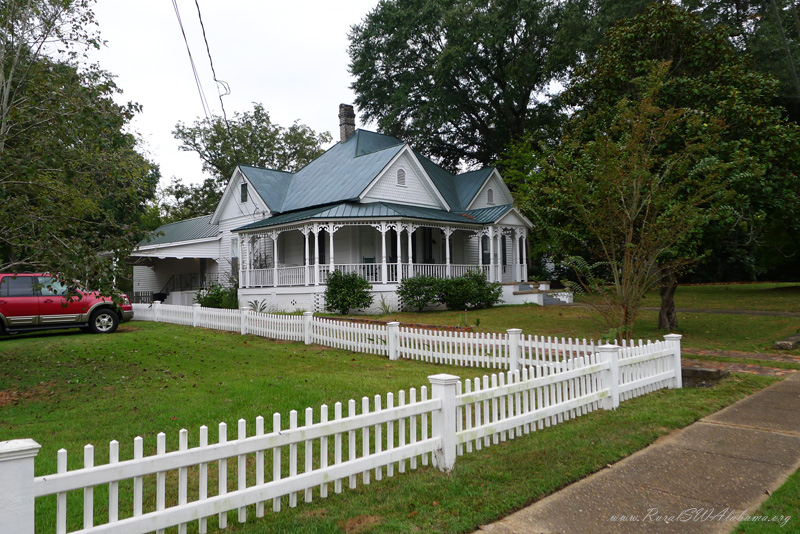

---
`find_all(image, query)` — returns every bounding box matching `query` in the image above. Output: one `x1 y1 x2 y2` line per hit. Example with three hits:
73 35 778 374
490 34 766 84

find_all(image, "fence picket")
20 307 682 534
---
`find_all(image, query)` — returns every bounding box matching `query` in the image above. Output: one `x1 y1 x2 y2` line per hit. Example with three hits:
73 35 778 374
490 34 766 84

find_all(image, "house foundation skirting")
238 285 404 314
238 281 566 314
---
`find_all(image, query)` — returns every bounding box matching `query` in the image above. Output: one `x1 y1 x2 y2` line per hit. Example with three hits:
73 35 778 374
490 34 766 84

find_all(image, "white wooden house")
131 106 548 312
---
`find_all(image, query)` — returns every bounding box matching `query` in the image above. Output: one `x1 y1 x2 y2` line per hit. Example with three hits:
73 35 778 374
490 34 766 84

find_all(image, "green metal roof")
238 166 292 212
278 131 404 212
453 168 494 209
230 129 515 228
463 204 514 224
138 215 219 246
415 152 463 211
234 201 490 232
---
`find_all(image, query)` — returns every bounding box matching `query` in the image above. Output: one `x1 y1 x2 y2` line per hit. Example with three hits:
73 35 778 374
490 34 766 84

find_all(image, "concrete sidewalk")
476 373 800 534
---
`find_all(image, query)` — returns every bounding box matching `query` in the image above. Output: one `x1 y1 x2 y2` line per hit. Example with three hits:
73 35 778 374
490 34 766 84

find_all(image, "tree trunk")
658 267 678 331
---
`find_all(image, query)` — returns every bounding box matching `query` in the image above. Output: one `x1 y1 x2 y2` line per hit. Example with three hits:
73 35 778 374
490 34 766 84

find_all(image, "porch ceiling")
232 201 501 232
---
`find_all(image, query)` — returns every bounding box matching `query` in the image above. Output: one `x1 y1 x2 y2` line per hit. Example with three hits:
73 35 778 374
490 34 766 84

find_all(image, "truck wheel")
89 309 119 334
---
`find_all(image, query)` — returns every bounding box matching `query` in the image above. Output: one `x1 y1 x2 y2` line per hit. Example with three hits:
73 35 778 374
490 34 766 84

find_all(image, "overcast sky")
91 0 379 186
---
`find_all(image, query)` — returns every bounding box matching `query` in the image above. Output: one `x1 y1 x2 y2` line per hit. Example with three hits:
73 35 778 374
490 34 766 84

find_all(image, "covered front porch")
236 219 529 289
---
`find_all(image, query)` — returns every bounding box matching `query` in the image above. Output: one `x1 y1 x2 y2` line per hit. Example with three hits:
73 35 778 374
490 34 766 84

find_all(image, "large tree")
169 103 332 221
513 3 800 331
348 0 587 172
173 103 332 185
519 64 728 338
1 0 158 294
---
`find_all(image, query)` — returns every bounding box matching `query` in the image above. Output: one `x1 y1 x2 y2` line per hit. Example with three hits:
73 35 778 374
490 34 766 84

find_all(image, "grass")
0 318 780 533
640 282 800 312
360 282 800 356
734 468 800 533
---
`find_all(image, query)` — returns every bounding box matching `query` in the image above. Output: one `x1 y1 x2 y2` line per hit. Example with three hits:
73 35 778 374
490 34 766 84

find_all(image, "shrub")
438 270 502 310
195 281 239 309
396 275 441 311
324 270 374 314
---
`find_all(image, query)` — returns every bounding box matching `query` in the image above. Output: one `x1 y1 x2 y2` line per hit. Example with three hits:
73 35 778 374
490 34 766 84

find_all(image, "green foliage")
397 272 501 311
349 0 579 172
438 270 502 310
172 102 331 185
396 275 442 312
566 2 800 283
324 270 374 314
195 282 239 310
0 2 158 295
248 299 269 313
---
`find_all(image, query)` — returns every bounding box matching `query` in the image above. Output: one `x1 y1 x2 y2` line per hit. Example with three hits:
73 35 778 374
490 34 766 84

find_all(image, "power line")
193 0 242 171
172 0 212 120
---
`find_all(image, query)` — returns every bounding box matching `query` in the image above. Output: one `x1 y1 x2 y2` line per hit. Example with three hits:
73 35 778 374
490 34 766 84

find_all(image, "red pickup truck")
0 273 133 335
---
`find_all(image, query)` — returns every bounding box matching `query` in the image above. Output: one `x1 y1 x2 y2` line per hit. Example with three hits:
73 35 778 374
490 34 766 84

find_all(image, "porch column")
313 225 320 286
511 229 519 283
490 227 498 283
380 224 388 284
522 229 528 282
303 226 310 287
444 227 453 278
406 224 415 278
328 223 336 275
478 230 484 275
271 230 279 288
396 224 403 283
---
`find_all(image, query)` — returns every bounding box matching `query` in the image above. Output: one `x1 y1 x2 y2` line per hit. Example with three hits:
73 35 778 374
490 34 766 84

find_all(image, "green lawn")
734 467 800 533
0 318 780 533
641 282 800 312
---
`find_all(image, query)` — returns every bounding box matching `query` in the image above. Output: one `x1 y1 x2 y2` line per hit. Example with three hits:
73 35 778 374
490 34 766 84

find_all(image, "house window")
487 188 494 205
397 169 406 187
231 237 239 261
241 183 248 203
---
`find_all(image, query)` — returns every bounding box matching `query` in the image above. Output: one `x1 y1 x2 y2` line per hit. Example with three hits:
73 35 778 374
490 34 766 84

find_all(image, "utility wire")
193 0 243 172
172 0 212 120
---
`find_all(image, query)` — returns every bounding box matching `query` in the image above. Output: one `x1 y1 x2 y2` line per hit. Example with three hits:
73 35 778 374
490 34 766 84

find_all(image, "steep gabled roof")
453 167 494 210
238 166 293 213
279 130 405 212
138 215 219 247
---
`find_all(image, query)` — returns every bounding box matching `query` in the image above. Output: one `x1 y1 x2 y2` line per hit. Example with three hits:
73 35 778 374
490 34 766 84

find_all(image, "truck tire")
89 308 119 334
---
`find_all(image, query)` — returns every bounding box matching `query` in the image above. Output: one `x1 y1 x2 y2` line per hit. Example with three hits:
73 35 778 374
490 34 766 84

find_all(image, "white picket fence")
0 303 683 534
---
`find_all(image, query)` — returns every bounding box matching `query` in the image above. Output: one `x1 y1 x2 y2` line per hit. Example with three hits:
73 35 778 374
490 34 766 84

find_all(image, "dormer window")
397 169 406 187
487 188 494 205
241 183 248 203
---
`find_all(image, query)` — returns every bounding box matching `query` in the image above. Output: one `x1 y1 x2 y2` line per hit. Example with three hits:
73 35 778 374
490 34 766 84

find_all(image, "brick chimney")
339 104 356 143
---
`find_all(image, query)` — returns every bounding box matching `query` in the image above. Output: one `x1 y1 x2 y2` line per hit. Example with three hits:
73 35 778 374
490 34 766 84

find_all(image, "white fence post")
192 303 201 328
0 439 41 534
599 344 621 410
153 301 161 322
240 307 249 335
664 334 683 389
387 322 400 361
303 312 313 345
428 373 460 472
507 328 522 371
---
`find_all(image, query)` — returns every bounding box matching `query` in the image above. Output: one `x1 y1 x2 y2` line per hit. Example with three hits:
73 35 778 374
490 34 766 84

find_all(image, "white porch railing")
244 263 510 288
249 269 274 287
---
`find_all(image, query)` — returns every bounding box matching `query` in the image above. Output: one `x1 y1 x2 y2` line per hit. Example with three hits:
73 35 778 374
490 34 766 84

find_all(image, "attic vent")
397 169 406 187
487 188 494 205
